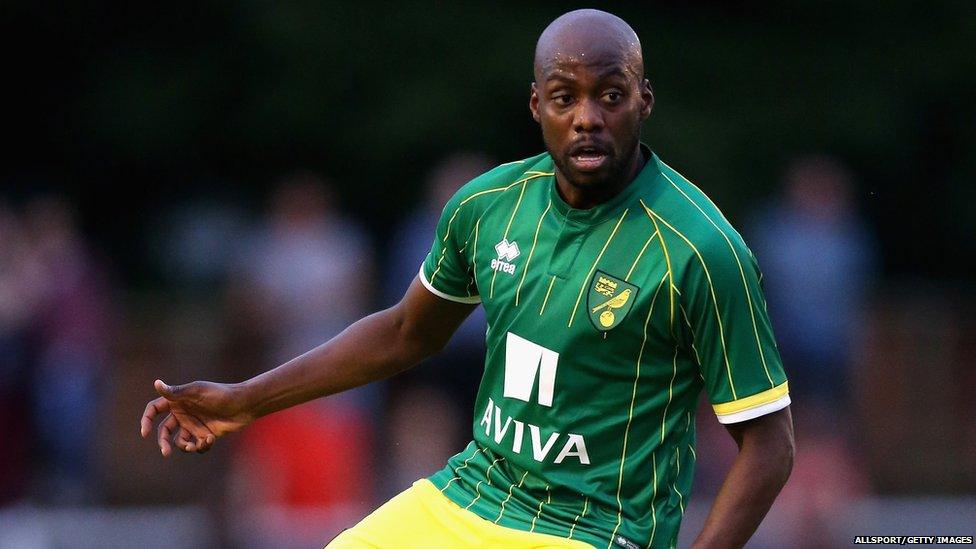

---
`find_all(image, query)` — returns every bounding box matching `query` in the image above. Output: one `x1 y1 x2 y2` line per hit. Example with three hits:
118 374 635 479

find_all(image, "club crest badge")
587 270 639 331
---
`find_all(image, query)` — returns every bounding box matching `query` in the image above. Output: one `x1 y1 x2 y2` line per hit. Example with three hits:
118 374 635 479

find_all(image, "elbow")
389 304 447 362
411 331 450 360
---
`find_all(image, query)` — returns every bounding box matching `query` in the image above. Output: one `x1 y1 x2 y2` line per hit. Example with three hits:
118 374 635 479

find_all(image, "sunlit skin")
530 10 654 209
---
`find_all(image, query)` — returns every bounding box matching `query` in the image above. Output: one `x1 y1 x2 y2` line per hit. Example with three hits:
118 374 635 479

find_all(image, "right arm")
140 276 475 456
242 275 474 417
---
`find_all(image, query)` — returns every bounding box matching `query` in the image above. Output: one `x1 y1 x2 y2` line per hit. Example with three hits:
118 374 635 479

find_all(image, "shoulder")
439 152 554 227
642 157 756 281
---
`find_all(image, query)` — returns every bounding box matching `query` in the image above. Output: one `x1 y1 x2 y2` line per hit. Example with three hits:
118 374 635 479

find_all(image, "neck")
555 145 646 209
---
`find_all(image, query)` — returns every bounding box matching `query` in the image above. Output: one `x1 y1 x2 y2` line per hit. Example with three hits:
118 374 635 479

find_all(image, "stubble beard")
544 126 643 193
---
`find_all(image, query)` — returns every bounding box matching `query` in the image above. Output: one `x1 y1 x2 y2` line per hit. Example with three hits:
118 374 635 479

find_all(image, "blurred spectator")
154 194 249 294
0 201 33 505
380 153 494 495
749 155 877 412
226 400 374 548
744 156 876 544
22 195 114 504
232 171 375 363
223 171 378 543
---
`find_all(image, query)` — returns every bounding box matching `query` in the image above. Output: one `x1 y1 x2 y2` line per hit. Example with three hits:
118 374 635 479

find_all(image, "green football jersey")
422 146 790 549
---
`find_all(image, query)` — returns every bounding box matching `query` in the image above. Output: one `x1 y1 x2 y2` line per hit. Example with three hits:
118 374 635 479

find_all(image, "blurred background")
1 1 974 547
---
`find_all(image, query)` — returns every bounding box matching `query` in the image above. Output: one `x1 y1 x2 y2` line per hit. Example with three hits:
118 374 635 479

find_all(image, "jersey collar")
548 143 662 226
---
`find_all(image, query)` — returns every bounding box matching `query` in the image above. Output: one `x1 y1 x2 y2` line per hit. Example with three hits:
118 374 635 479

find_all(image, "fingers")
173 410 217 449
141 397 170 438
197 433 215 454
176 428 215 454
176 428 193 452
162 407 216 454
157 413 179 457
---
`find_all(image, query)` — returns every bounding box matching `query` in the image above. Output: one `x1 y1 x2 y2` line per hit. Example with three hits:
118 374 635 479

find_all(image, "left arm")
692 406 795 549
667 217 796 546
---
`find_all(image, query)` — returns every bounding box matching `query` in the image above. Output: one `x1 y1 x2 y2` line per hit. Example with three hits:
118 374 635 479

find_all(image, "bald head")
534 9 643 82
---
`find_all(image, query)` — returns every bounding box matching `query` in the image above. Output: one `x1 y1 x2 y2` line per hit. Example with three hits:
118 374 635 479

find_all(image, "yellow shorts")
327 479 593 548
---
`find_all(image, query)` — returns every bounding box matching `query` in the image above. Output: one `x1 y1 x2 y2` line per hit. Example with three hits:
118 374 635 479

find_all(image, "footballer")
141 9 794 548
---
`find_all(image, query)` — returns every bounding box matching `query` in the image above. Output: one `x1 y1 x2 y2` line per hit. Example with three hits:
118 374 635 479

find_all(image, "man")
140 9 794 548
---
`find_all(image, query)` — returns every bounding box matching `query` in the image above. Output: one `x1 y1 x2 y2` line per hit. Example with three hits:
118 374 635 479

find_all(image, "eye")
603 91 623 103
552 94 574 106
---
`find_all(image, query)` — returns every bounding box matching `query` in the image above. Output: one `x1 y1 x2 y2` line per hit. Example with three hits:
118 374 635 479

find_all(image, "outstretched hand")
140 379 254 456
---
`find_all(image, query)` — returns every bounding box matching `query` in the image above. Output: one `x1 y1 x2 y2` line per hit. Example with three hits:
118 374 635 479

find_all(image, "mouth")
569 144 610 172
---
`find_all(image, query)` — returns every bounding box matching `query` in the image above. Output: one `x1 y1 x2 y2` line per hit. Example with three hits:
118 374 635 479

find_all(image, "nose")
573 98 604 134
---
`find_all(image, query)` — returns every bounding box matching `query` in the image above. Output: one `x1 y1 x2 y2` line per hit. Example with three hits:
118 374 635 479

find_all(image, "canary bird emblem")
586 270 639 332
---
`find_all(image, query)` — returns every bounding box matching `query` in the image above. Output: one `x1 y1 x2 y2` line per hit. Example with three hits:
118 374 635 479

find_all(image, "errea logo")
495 238 520 261
491 238 520 275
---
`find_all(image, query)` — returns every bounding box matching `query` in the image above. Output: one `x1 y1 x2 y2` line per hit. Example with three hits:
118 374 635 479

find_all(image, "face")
530 52 653 191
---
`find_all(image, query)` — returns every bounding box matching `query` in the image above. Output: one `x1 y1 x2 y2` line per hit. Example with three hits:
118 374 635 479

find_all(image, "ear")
640 79 654 121
529 82 541 123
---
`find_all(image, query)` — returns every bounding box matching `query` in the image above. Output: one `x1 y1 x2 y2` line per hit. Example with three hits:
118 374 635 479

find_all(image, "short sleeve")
419 192 482 304
679 235 790 424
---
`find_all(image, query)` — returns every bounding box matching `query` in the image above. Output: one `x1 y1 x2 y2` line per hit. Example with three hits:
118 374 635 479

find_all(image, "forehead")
536 41 641 83
541 57 634 83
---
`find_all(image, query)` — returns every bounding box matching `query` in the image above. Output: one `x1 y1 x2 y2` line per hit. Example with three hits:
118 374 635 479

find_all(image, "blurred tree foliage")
3 1 974 282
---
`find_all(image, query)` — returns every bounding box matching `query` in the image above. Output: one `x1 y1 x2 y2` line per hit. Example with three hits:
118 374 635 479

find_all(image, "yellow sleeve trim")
712 381 789 416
